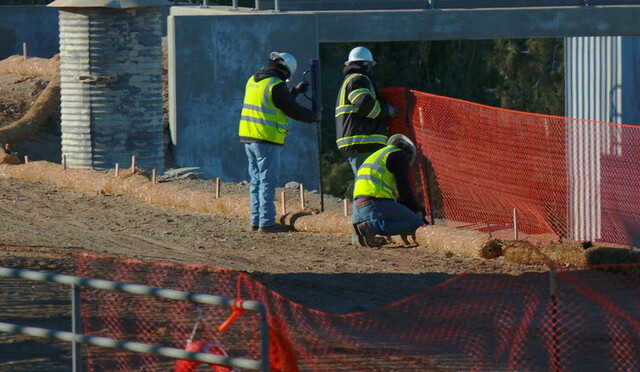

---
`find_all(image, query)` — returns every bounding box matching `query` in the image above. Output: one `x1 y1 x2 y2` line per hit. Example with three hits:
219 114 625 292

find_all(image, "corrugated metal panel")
565 36 623 241
58 7 164 172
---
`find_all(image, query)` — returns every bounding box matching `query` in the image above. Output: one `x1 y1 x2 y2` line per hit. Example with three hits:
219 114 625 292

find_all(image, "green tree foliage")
486 39 564 116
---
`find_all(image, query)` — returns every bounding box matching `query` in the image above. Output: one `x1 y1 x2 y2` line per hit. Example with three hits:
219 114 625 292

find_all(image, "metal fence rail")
0 266 269 372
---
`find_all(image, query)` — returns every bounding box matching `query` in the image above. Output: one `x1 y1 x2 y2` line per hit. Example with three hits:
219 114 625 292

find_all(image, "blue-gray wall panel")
622 37 640 126
172 14 320 189
0 5 170 61
0 6 60 59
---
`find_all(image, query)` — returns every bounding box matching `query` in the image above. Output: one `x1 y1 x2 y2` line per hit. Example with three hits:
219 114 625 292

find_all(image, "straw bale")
0 76 61 146
538 241 588 267
414 225 504 258
502 240 543 265
0 55 60 77
0 162 352 233
280 208 352 235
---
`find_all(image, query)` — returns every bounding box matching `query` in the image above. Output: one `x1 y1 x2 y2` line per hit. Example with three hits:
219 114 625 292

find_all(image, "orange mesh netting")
382 87 640 246
78 253 640 371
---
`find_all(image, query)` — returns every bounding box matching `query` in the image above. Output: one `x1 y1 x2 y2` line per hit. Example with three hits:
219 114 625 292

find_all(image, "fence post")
72 283 84 372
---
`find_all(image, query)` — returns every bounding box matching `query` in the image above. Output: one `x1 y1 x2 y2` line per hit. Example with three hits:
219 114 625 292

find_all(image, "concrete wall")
0 6 60 59
0 5 171 60
168 8 320 189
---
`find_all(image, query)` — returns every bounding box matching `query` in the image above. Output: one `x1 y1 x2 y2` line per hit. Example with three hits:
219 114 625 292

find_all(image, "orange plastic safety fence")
78 254 640 371
382 87 640 246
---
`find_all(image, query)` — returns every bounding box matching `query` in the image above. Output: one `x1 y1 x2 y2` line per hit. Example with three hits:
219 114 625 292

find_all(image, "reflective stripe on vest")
239 76 288 144
335 73 380 120
336 134 388 149
353 145 400 200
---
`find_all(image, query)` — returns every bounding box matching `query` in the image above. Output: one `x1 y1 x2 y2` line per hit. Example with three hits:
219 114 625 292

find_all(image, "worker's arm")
387 151 422 212
347 76 387 120
271 82 318 123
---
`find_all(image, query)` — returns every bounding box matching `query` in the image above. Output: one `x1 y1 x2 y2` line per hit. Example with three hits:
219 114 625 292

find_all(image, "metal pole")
550 270 559 372
309 59 324 212
274 0 279 12
72 284 83 372
259 306 270 372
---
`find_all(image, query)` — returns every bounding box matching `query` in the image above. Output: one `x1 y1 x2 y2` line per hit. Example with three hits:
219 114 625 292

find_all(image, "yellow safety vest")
335 73 386 150
238 76 289 145
353 145 400 200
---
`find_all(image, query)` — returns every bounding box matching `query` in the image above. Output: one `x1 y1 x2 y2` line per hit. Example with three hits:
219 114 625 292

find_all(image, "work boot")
353 222 382 248
259 223 291 233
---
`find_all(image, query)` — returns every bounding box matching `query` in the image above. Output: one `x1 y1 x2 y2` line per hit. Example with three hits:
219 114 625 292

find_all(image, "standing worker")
335 46 400 176
239 51 320 233
352 134 427 248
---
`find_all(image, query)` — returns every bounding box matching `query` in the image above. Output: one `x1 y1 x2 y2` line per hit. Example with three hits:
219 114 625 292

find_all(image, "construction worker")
239 51 320 233
352 134 427 248
335 46 400 176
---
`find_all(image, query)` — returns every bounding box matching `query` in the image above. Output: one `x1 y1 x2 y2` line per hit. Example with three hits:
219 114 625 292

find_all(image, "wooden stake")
513 208 519 240
216 177 220 199
344 199 349 217
62 155 66 170
23 42 27 60
115 163 120 177
152 169 157 185
131 155 136 173
24 155 29 163
300 184 305 209
281 190 286 215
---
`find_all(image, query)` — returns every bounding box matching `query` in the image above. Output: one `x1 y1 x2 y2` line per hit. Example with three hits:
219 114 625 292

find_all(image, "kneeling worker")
352 134 427 247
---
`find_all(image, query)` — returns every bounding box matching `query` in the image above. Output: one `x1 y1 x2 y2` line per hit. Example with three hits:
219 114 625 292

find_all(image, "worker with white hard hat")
352 134 427 248
239 51 321 233
335 46 401 176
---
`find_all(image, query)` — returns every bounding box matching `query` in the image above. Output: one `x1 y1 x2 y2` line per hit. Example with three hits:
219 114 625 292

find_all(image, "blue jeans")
245 142 281 227
353 198 424 236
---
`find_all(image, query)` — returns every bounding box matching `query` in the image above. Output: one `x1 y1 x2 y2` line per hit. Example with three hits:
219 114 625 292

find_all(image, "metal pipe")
259 306 270 372
0 267 265 311
0 322 263 370
274 0 279 12
71 284 83 372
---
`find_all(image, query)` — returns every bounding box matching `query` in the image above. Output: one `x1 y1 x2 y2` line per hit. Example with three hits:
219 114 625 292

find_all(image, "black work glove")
387 103 402 119
294 81 309 94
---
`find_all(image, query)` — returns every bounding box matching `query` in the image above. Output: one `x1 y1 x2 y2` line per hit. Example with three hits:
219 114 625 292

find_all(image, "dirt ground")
0 60 547 370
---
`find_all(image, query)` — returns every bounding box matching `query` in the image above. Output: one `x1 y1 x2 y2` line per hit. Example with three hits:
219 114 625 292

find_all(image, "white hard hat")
345 46 376 66
270 51 297 76
387 134 416 166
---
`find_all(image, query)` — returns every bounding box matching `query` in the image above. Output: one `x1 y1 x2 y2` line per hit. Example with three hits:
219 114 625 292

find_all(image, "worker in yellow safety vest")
352 134 428 247
335 46 400 176
239 51 320 233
